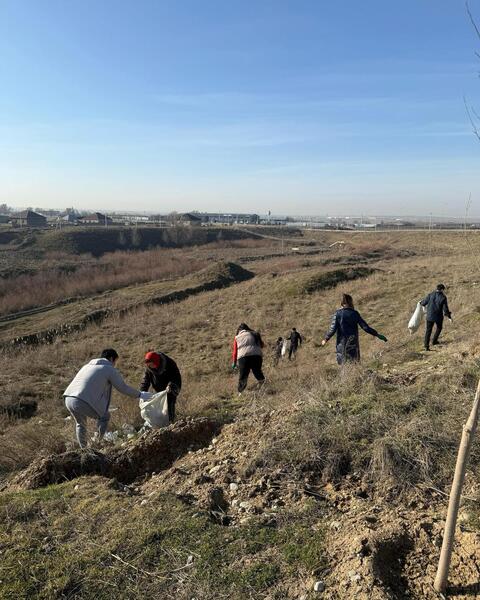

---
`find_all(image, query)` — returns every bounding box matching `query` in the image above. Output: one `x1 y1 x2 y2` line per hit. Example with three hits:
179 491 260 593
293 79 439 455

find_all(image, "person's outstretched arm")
357 314 378 336
358 314 387 341
322 313 338 344
109 366 141 398
140 369 152 392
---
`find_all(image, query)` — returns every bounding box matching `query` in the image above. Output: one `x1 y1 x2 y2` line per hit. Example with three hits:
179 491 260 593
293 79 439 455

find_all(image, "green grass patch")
0 478 326 599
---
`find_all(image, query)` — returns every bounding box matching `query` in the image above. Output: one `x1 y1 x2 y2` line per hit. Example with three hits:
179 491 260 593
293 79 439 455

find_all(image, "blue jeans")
65 396 110 448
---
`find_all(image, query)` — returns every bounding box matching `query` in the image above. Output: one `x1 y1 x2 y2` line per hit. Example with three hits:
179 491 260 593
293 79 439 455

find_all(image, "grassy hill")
1 230 480 599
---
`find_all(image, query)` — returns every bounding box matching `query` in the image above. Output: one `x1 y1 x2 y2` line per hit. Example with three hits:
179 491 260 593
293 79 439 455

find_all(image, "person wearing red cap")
140 350 182 423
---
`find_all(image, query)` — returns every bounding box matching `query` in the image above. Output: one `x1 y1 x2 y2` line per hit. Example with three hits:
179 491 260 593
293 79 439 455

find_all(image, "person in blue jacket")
321 294 387 364
420 283 452 350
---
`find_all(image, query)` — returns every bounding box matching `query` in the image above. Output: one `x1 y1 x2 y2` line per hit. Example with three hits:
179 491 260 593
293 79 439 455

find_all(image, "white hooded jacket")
63 358 139 417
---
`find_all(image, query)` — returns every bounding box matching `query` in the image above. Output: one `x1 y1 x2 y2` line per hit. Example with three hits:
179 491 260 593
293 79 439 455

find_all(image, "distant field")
0 228 291 316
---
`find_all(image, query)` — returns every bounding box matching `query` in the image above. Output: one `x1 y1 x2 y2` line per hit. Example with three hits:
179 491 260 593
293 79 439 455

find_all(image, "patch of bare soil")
8 418 221 490
321 483 480 600
133 404 480 600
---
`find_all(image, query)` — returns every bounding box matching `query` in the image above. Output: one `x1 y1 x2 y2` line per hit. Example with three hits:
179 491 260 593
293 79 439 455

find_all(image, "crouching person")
141 351 182 423
64 348 147 448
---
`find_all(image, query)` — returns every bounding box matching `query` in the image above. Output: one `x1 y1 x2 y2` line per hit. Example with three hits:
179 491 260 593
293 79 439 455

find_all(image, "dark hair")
236 323 251 334
341 294 354 309
277 337 283 342
101 348 119 362
292 327 296 331
437 283 446 291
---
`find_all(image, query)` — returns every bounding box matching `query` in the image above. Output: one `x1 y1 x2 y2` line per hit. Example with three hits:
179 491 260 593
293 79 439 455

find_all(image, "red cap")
144 351 161 369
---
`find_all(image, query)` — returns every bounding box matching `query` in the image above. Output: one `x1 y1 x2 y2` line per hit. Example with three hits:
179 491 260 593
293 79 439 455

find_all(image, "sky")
1 1 480 216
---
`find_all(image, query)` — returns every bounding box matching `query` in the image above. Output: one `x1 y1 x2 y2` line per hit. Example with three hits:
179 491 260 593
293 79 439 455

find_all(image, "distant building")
11 210 47 228
199 213 259 225
258 216 289 226
178 213 202 226
299 221 329 229
0 215 10 224
61 213 80 224
148 214 168 225
77 212 113 226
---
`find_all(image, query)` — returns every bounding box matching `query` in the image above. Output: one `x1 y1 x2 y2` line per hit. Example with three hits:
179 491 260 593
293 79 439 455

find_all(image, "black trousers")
167 393 176 422
424 319 443 349
288 343 298 360
237 355 265 392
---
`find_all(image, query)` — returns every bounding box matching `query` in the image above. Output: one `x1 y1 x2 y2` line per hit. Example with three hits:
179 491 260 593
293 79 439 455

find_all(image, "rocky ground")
7 391 480 599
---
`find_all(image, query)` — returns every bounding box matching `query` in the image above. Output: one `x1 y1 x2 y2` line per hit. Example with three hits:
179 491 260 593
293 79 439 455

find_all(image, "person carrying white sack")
63 348 151 448
140 351 182 423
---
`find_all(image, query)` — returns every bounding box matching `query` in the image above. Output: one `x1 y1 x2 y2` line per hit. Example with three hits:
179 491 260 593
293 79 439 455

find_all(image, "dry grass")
0 237 285 317
2 230 480 599
0 248 207 316
0 230 480 491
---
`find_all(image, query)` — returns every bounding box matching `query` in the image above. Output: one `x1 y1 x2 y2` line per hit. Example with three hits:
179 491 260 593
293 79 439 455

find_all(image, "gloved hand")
377 334 388 342
231 362 237 370
139 391 154 401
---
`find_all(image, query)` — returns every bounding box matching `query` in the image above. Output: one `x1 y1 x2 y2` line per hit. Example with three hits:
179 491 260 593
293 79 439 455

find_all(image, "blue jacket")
420 290 451 322
325 307 379 361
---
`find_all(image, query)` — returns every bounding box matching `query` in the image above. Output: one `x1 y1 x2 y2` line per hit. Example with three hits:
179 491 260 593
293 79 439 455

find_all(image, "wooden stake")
434 379 480 594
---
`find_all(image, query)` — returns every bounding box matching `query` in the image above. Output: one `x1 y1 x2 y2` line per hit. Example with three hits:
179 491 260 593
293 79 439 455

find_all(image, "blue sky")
1 1 479 216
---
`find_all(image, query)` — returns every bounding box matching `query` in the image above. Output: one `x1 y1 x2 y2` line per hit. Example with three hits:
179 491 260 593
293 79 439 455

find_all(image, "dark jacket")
325 307 379 363
420 290 451 322
288 331 303 347
140 352 182 395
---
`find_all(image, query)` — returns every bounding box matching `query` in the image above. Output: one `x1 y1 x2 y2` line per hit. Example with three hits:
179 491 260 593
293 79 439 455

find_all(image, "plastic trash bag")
104 431 120 442
139 390 169 428
281 339 289 357
408 302 426 334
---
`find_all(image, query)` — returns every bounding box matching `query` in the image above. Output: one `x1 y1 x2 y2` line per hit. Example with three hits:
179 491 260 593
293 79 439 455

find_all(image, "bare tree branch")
464 95 480 141
466 2 480 41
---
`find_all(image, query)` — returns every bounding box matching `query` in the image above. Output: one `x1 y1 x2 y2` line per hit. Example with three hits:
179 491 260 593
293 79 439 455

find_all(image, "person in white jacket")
63 348 151 448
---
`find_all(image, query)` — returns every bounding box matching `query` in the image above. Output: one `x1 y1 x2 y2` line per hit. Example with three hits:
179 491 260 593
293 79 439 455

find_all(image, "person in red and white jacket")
231 323 265 394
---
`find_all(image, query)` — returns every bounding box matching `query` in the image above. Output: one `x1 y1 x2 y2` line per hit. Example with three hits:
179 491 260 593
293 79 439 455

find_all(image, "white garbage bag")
408 302 426 334
281 339 289 357
139 390 169 428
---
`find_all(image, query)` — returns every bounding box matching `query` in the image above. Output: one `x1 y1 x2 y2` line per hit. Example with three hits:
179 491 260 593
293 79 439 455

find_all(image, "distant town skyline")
1 1 480 216
5 205 480 223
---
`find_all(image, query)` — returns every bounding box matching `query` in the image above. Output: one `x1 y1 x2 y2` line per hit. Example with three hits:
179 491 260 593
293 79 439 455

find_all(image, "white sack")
281 339 289 357
139 390 169 428
408 302 426 334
